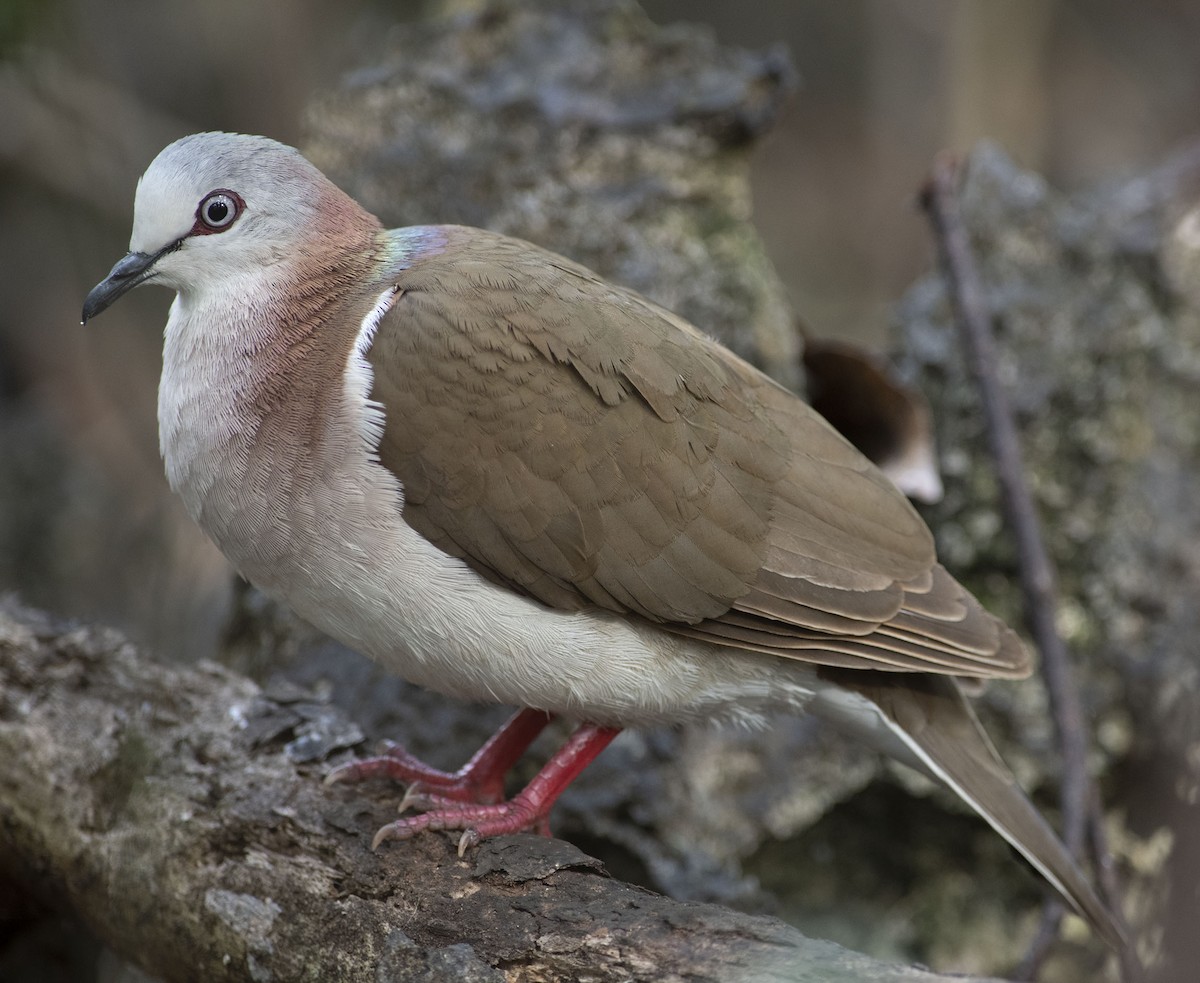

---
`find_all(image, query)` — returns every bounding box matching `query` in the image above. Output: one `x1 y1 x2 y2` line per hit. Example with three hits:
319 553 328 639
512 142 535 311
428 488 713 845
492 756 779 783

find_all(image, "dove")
83 132 1121 949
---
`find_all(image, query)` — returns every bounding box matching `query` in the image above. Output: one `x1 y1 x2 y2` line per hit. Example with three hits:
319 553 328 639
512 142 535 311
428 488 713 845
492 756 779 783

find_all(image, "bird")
83 131 1121 950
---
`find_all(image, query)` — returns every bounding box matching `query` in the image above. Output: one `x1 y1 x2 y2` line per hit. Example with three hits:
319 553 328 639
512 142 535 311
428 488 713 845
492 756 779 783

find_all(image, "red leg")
325 708 553 806
372 723 620 855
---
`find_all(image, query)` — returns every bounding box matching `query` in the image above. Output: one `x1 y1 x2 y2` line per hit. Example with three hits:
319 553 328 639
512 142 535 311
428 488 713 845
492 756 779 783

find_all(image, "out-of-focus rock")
304 0 799 387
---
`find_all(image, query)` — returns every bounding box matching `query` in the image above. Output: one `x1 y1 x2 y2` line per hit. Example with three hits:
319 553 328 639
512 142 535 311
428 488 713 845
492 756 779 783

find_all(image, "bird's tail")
810 670 1126 952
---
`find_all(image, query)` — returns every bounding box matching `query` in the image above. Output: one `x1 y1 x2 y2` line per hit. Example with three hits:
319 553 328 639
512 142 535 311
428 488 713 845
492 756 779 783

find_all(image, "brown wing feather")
819 671 1123 948
368 226 1029 680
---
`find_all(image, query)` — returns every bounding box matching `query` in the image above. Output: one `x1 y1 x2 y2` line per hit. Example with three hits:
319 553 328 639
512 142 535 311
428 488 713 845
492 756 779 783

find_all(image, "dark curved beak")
81 246 169 324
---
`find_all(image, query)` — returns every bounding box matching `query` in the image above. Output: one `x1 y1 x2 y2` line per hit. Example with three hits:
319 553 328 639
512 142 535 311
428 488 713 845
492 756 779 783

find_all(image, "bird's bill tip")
81 249 162 323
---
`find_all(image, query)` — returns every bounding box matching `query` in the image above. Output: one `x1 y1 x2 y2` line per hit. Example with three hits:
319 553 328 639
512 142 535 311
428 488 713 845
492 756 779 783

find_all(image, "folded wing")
368 225 1028 680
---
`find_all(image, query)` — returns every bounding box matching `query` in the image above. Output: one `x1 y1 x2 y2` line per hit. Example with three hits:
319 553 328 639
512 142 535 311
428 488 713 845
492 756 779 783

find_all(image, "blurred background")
4 0 1200 657
2 1 1199 979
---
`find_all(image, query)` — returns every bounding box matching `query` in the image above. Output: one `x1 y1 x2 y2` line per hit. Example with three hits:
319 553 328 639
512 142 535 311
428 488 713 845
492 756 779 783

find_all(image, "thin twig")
1013 902 1066 980
1090 786 1144 983
919 153 1132 980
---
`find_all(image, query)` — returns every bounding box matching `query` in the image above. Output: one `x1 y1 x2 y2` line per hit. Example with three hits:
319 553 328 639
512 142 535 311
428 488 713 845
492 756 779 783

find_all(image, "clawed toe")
395 784 470 814
370 796 546 854
329 717 617 853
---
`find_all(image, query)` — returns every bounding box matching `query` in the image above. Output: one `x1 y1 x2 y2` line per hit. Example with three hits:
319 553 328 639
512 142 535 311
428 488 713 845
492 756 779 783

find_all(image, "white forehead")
130 132 325 252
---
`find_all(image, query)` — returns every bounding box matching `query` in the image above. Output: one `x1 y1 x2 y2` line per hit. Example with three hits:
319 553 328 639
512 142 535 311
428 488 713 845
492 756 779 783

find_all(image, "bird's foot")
325 740 508 804
372 796 554 856
325 707 554 805
370 722 620 855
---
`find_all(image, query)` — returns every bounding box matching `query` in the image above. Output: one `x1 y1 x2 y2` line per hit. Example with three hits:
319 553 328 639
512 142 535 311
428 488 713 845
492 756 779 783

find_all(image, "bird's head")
82 132 371 322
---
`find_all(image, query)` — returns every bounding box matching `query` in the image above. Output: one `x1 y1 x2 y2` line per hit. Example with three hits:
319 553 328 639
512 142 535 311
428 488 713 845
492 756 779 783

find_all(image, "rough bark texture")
0 598 1005 983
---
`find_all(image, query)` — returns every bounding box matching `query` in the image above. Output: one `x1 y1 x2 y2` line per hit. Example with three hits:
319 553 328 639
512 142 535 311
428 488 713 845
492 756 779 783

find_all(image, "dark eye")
197 190 242 231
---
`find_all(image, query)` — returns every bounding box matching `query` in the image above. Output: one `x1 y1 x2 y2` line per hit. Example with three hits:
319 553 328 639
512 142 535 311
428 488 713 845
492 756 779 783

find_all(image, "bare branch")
919 155 1137 982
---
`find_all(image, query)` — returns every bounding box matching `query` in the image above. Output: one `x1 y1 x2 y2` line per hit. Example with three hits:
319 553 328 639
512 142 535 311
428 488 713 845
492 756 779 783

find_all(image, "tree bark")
0 599 1004 983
